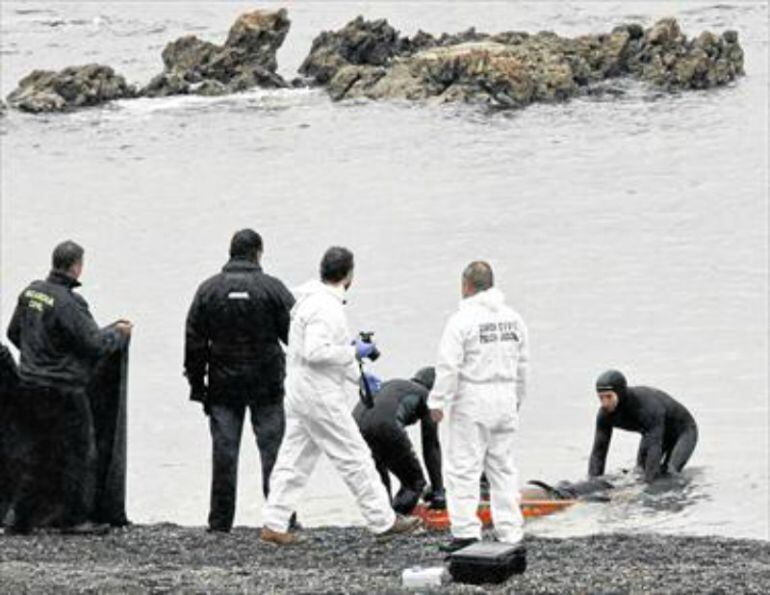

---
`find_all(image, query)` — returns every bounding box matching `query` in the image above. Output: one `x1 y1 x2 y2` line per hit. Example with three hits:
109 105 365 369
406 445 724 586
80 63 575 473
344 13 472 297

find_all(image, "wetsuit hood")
595 369 627 398
412 366 436 391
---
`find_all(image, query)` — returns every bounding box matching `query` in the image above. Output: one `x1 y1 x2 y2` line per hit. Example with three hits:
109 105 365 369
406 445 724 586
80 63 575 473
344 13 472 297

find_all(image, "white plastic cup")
402 566 447 589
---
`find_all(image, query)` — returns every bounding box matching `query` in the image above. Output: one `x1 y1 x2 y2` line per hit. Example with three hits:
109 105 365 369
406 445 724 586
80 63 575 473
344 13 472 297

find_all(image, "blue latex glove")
359 372 382 395
354 338 377 361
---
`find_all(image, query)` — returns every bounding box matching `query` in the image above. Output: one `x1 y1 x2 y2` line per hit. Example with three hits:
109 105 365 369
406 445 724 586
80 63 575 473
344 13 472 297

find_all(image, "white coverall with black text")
428 287 529 544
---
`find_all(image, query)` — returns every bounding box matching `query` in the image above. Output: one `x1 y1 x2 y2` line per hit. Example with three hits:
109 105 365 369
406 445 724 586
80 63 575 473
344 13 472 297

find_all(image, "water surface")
1 1 767 539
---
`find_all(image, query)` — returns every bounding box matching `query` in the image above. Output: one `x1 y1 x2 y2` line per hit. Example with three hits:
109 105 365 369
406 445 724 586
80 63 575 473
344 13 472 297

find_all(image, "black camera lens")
368 345 381 361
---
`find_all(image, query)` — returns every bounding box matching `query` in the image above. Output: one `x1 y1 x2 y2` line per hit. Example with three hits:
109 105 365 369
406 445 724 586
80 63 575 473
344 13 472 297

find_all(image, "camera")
358 331 381 361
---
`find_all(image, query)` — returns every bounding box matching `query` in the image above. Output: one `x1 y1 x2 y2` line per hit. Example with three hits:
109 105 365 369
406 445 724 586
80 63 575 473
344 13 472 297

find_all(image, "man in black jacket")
185 229 295 532
6 240 132 534
353 367 445 514
588 369 699 483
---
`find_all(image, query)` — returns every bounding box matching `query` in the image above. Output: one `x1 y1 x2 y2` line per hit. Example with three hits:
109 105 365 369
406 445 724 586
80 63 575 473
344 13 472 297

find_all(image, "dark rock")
289 76 312 88
142 72 190 97
299 16 401 84
436 27 490 47
613 23 645 40
161 35 220 75
626 19 744 90
398 29 439 54
224 8 290 73
646 17 683 46
6 64 137 113
490 31 531 45
306 17 745 108
141 8 290 98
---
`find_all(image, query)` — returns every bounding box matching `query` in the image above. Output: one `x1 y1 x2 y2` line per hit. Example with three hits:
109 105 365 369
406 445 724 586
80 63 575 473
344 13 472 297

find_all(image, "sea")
1 1 767 540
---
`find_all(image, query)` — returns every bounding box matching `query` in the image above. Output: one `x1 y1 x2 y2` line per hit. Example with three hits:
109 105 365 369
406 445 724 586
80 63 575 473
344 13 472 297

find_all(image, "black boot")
439 537 478 553
288 512 302 532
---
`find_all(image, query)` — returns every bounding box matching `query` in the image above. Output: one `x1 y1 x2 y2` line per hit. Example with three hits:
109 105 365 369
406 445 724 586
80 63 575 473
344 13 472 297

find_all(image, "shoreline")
1 524 768 593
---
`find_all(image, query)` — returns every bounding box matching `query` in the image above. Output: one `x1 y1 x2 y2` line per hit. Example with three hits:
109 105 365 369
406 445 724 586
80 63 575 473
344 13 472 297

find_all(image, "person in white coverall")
260 247 421 545
428 261 528 553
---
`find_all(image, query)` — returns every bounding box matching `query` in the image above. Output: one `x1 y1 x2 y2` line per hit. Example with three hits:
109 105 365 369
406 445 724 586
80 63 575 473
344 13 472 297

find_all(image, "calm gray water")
1 1 767 540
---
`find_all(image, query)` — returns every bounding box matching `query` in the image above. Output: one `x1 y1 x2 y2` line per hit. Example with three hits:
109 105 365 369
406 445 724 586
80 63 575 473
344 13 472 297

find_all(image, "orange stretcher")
412 497 577 531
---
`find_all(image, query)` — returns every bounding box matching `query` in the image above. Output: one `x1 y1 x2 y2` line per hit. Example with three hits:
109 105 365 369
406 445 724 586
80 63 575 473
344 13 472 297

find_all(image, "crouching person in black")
5 241 131 534
354 367 446 514
589 369 699 483
184 229 295 533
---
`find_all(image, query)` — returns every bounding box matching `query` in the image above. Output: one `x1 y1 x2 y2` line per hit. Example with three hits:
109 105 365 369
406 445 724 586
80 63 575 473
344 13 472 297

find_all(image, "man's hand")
430 408 444 423
115 320 133 336
189 385 210 415
354 338 377 361
359 372 382 395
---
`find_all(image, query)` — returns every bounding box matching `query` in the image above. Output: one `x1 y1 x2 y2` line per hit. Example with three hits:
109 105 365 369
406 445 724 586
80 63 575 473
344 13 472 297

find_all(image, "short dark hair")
52 240 84 272
229 229 263 259
462 261 494 291
320 246 354 283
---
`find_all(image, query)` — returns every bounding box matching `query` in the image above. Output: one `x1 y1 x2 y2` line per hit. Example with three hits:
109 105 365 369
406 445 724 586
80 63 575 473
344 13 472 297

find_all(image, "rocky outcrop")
298 17 400 84
141 8 290 98
5 11 745 114
302 16 745 107
625 18 744 89
5 64 137 113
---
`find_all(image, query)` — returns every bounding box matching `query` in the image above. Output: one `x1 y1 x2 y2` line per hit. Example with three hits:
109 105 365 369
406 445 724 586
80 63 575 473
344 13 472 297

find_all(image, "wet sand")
1 524 768 593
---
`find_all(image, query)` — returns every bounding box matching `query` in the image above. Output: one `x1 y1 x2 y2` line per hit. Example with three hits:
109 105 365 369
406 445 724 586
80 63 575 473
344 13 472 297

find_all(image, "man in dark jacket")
185 229 295 532
6 240 132 534
353 367 445 514
588 369 699 483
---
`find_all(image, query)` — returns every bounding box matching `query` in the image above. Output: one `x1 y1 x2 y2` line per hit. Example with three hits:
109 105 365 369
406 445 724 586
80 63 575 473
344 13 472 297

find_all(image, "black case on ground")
448 541 527 585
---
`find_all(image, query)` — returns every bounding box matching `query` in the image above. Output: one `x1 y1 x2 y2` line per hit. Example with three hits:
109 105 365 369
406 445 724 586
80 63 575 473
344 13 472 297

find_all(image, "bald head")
462 261 494 297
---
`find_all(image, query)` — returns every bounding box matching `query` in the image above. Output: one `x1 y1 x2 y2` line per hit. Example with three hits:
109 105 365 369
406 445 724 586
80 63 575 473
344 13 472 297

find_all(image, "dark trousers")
208 400 285 531
367 424 426 515
5 387 95 530
636 423 699 476
662 424 699 473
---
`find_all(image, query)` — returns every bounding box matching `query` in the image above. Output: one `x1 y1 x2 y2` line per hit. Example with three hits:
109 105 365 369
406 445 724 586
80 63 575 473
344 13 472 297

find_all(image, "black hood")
595 369 627 397
412 366 436 391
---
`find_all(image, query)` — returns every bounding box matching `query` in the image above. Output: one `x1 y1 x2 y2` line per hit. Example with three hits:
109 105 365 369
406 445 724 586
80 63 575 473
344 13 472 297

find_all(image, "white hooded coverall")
427 287 529 543
262 280 395 533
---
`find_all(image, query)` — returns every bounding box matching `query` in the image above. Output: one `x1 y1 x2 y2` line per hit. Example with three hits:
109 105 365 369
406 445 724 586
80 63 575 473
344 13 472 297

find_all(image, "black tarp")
0 345 129 528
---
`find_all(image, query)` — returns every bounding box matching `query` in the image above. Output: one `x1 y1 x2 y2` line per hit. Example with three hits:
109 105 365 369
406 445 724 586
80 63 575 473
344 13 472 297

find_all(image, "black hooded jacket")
6 270 126 390
589 370 696 482
184 259 294 404
353 378 443 492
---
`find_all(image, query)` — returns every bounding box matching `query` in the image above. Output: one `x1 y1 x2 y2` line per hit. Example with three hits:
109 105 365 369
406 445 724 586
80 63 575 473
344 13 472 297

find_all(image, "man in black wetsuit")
588 369 698 482
353 367 445 514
